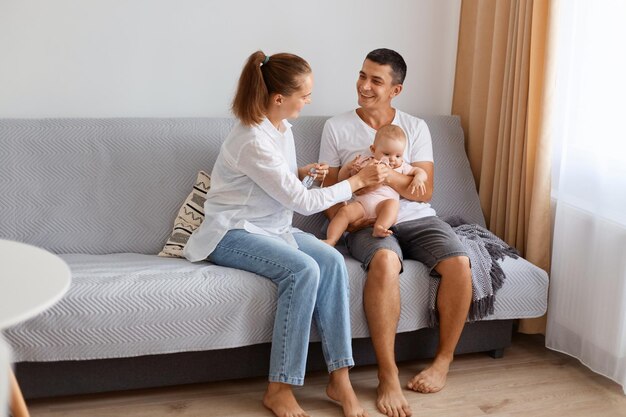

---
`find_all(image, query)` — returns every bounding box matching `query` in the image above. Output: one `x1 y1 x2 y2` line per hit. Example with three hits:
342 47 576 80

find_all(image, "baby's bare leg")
324 202 366 246
372 199 399 238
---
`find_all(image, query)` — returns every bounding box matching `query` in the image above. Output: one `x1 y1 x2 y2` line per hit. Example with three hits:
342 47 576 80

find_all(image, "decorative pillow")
158 171 210 258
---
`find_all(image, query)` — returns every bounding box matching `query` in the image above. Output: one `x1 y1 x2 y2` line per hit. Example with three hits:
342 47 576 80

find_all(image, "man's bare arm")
386 161 434 202
337 163 352 182
325 167 340 188
323 167 345 220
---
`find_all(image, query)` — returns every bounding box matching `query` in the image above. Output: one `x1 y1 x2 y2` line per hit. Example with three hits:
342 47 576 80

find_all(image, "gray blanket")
428 217 520 327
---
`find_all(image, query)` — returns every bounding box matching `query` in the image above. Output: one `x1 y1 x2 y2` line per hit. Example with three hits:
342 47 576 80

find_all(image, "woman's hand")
299 162 329 186
347 162 389 192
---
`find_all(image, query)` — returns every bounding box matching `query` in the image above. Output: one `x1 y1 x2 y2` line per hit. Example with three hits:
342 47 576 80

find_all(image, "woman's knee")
327 246 347 269
291 255 321 288
304 240 346 273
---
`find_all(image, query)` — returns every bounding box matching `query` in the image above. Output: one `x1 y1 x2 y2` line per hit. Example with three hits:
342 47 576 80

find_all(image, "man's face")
356 59 402 110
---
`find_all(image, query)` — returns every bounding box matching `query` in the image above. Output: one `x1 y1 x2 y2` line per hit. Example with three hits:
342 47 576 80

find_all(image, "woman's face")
279 73 313 119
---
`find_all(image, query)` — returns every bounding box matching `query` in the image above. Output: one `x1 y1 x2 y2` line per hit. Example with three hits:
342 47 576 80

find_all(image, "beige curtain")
452 0 554 333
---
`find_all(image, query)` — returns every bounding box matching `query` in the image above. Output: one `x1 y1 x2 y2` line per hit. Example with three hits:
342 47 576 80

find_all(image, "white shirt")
319 109 437 223
184 118 353 262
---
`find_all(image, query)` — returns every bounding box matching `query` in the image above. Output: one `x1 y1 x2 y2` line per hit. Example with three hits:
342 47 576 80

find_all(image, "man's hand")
385 161 434 202
409 170 428 196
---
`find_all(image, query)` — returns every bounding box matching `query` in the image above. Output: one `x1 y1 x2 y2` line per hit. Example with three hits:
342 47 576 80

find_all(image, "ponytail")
231 50 312 126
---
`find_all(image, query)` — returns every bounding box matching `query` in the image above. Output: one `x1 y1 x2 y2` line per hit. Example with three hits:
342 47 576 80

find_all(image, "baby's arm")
407 165 429 196
338 155 365 182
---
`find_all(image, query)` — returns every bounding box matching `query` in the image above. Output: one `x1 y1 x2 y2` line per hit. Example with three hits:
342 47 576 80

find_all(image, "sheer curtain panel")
546 0 626 394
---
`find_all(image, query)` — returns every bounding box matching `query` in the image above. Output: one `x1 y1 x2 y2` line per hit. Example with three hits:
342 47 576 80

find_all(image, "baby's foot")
321 239 337 247
372 225 393 238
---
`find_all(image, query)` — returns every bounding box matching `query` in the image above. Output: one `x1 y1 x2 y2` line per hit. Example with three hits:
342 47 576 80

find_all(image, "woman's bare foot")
376 372 412 417
372 224 393 238
263 382 309 417
326 368 368 417
406 355 450 393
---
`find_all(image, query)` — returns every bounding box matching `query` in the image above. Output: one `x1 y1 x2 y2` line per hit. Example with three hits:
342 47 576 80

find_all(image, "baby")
323 124 428 246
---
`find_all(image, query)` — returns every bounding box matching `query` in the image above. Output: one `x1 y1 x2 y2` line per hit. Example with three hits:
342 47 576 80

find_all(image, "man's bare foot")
406 356 450 394
321 239 337 247
376 374 411 417
372 225 393 238
263 382 309 417
326 368 368 417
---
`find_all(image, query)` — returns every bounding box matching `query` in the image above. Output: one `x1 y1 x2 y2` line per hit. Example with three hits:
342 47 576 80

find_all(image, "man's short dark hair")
365 48 407 85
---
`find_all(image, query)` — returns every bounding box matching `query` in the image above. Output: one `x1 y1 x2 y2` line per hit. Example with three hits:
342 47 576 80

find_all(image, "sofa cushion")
3 251 547 362
158 171 211 258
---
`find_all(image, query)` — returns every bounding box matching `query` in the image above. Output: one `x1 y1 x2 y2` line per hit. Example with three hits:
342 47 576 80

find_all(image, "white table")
0 239 71 417
0 340 9 417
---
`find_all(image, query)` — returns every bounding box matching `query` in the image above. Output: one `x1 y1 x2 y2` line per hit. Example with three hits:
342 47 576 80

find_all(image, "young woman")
184 50 387 417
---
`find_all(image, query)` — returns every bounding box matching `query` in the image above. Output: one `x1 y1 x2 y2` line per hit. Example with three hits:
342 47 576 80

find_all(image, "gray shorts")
344 216 468 276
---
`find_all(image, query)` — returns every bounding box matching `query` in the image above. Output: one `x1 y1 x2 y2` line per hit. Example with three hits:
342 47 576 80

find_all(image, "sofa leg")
487 348 504 359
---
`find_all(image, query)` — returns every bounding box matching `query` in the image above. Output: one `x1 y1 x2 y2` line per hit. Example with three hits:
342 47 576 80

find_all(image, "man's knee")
368 249 402 279
436 255 471 278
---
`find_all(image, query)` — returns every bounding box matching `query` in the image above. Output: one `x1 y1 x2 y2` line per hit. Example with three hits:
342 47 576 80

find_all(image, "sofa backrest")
0 116 484 255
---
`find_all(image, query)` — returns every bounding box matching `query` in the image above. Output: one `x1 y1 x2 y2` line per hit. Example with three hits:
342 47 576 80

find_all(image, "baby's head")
371 124 407 168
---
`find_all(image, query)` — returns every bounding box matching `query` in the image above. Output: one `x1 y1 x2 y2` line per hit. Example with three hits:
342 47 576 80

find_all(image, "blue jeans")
207 229 354 386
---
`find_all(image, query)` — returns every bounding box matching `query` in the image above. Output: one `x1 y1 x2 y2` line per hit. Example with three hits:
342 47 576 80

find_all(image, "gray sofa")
0 116 548 398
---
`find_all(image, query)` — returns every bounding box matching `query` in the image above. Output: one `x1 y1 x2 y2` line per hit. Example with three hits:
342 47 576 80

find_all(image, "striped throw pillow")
158 171 211 258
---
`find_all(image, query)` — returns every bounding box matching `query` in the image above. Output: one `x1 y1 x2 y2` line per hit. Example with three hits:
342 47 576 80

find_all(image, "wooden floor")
27 333 626 417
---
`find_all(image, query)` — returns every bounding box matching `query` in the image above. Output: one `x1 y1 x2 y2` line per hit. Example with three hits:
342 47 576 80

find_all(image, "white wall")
0 0 461 118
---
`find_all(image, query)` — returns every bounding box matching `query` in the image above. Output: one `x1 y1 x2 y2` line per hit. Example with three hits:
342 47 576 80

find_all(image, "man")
319 48 472 417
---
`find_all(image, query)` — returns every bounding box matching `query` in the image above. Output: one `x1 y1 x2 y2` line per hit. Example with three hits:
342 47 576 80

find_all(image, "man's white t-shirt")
319 109 437 224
